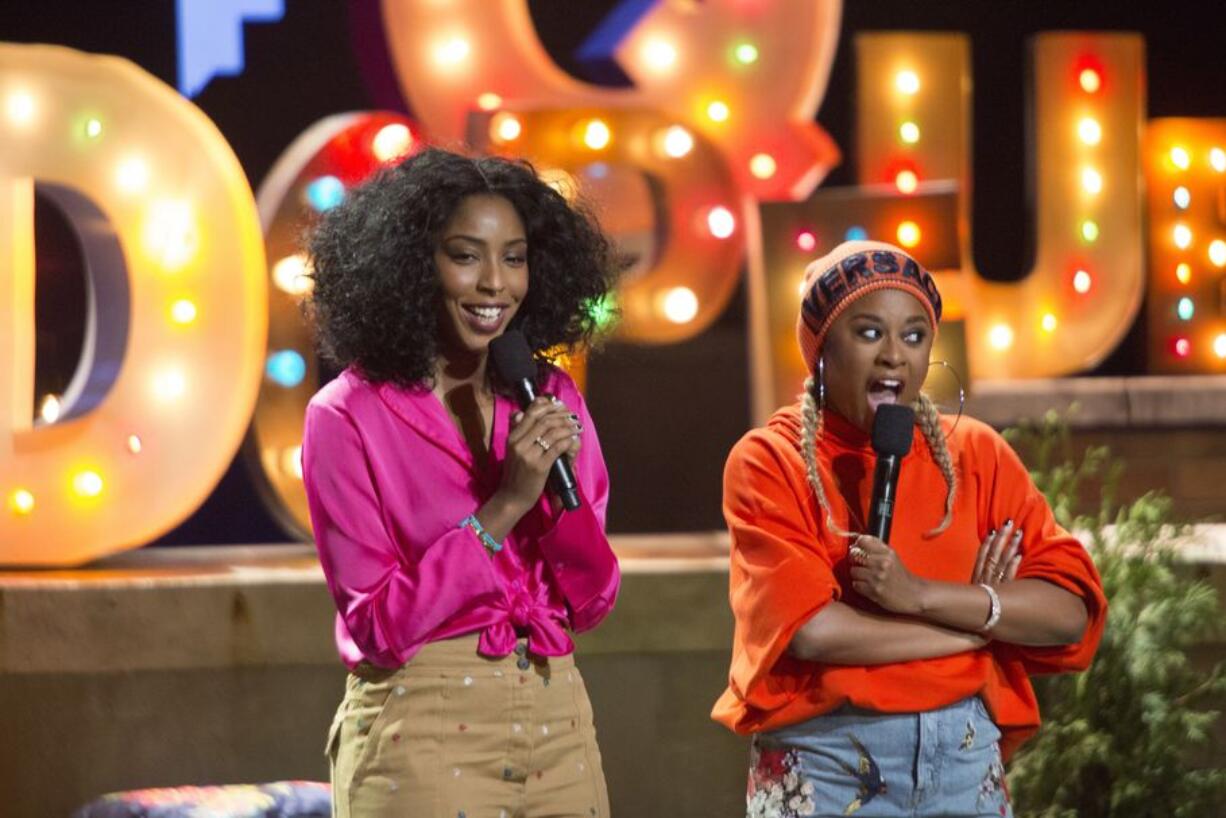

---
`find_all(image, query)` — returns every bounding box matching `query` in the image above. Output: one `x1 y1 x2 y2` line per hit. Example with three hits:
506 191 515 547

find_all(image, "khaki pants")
326 634 610 818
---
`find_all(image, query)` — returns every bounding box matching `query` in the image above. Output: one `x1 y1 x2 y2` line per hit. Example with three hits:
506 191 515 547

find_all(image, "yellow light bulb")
896 221 921 248
706 100 730 123
115 157 151 194
734 42 759 65
1170 146 1191 170
1081 167 1103 195
10 489 35 516
1212 147 1226 173
1175 263 1191 284
72 470 104 499
749 153 777 180
476 92 502 111
1173 223 1192 249
39 394 62 424
1078 117 1102 145
580 119 611 150
988 324 1014 350
5 91 36 127
1041 313 1058 333
1080 220 1100 243
273 254 313 296
372 123 413 163
707 206 736 239
170 299 198 325
895 170 919 194
151 368 188 402
661 287 699 324
1073 270 1092 294
1215 333 1226 360
658 125 694 159
84 118 103 139
895 70 920 95
433 36 471 67
127 435 143 454
1210 240 1226 268
642 38 678 72
490 113 521 143
899 121 921 144
1079 68 1101 94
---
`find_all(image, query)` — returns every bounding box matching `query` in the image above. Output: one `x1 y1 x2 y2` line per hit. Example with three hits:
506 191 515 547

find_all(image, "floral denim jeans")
747 697 1010 818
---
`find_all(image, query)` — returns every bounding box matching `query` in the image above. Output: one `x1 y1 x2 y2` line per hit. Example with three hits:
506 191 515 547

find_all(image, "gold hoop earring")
926 359 966 438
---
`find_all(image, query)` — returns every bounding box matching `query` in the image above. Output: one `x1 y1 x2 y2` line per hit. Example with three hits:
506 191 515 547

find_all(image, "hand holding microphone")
849 404 926 613
490 330 583 513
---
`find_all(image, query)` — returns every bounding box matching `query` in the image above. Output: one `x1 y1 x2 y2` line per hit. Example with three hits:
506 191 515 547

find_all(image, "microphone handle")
514 379 582 512
868 455 900 543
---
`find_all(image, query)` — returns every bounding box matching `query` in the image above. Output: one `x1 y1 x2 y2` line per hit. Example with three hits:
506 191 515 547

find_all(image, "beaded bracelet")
459 514 503 556
978 583 1002 632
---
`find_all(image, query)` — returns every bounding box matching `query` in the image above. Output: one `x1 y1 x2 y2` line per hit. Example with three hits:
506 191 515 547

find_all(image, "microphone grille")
871 404 915 457
488 330 537 382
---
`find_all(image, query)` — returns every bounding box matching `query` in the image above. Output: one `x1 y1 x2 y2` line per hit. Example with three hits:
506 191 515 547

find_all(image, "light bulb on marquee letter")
0 45 267 565
855 32 1145 379
473 107 745 345
1145 119 1226 373
252 111 425 539
372 0 842 202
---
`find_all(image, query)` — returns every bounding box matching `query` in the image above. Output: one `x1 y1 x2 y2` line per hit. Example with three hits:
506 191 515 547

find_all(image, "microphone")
868 403 915 543
488 330 582 511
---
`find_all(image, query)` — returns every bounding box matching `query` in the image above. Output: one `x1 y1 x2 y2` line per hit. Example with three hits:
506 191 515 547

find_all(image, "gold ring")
534 436 551 451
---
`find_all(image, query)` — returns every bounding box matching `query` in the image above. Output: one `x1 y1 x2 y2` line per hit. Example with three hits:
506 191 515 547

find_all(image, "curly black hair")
307 147 615 387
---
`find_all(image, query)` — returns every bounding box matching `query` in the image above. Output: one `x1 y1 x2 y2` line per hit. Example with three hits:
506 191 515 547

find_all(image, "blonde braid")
912 392 957 535
801 377 855 537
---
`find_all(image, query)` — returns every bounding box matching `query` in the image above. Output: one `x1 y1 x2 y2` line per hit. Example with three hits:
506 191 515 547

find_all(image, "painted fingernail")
513 412 524 422
569 413 579 420
1004 519 1014 527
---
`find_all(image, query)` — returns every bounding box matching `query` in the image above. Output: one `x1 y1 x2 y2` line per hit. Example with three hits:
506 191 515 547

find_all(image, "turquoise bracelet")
459 514 503 555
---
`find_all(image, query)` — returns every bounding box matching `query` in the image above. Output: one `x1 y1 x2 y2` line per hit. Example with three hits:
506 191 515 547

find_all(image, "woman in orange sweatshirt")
713 240 1106 817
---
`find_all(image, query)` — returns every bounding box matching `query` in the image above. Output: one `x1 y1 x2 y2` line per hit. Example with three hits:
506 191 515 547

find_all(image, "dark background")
8 0 1224 543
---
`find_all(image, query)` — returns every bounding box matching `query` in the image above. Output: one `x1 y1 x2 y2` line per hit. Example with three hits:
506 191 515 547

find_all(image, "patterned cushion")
72 781 330 818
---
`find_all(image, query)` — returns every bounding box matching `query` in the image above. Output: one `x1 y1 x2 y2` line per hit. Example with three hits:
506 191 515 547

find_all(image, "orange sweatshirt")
711 405 1106 759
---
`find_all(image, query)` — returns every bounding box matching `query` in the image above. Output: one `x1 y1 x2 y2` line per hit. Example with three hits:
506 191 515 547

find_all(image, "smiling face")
433 193 528 360
820 288 934 432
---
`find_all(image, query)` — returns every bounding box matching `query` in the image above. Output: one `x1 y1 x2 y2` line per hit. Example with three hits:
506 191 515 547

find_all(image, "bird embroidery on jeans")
831 735 886 815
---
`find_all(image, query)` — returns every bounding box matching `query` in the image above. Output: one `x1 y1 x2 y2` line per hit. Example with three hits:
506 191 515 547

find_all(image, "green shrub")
1004 411 1226 818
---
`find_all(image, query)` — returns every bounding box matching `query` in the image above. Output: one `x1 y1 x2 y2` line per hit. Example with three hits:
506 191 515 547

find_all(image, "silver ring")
534 436 550 452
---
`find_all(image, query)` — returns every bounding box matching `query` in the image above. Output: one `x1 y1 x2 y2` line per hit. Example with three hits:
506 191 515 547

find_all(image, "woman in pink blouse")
302 148 621 818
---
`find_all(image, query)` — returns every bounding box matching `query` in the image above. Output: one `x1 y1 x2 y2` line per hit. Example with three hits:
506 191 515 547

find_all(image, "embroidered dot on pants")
578 762 585 772
541 725 549 735
394 685 406 696
463 676 473 686
388 782 398 792
512 723 522 733
452 767 461 777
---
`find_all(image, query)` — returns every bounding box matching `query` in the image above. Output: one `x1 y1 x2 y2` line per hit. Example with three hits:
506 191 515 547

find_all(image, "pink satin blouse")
302 366 620 669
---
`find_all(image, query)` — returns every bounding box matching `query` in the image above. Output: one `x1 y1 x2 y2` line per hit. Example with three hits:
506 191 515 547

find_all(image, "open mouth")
867 378 904 413
460 303 509 333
